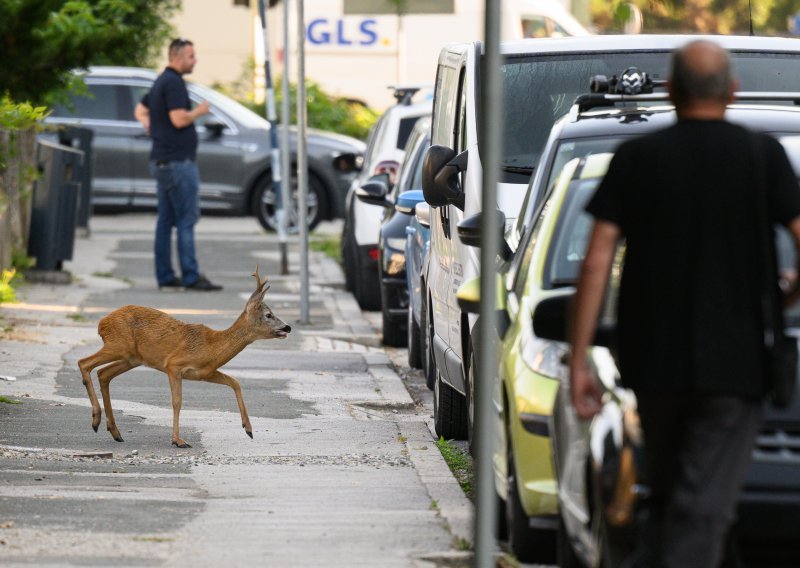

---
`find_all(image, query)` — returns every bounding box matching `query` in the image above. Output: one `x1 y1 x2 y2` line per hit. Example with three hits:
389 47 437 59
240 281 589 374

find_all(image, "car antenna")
748 0 754 35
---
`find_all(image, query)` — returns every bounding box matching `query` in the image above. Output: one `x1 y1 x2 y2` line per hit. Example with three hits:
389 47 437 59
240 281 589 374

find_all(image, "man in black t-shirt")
569 41 800 567
134 38 222 292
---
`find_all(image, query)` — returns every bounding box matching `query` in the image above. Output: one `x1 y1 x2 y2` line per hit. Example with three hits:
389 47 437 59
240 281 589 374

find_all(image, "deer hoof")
246 430 253 439
172 441 192 449
92 424 99 432
113 435 124 442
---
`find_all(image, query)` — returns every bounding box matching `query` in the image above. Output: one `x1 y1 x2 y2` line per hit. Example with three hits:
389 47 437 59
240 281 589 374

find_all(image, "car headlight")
386 237 407 251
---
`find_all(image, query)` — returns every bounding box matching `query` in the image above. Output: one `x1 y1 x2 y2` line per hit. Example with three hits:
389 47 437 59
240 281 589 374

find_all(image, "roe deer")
78 267 290 448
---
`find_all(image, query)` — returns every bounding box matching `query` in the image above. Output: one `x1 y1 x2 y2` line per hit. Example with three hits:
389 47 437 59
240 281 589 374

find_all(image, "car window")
496 50 800 184
397 116 419 150
51 84 122 121
128 84 152 121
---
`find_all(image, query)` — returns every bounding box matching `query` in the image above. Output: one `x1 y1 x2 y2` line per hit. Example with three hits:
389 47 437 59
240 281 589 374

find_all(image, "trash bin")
27 138 84 277
57 126 93 234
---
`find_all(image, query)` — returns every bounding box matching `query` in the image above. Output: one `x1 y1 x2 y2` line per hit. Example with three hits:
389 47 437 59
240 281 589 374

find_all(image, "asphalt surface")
0 215 474 567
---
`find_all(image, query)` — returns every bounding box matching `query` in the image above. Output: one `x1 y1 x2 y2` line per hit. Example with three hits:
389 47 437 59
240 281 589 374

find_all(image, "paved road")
0 215 472 567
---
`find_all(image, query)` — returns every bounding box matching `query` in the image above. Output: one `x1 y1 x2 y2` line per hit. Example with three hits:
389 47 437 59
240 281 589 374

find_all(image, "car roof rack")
570 67 800 118
387 84 430 105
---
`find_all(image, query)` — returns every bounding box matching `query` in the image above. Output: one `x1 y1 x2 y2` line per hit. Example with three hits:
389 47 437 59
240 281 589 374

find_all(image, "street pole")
475 0 502 565
297 0 310 323
280 0 292 275
257 0 288 274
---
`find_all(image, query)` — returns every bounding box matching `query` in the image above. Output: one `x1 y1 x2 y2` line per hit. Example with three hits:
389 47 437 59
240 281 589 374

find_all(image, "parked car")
356 118 431 346
339 88 431 310
458 86 800 566
422 34 800 453
42 66 365 231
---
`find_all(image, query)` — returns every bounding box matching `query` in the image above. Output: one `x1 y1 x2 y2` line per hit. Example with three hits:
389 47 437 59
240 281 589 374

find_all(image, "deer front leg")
203 371 253 439
97 360 139 442
168 372 191 448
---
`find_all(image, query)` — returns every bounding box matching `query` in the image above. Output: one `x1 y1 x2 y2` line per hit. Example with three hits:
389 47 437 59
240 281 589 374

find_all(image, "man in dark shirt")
569 40 800 567
134 38 222 291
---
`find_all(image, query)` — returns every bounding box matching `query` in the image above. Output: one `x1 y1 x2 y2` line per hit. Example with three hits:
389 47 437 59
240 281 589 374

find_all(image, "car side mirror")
422 145 467 210
532 292 617 348
332 152 363 173
457 210 512 261
356 173 392 208
395 189 425 215
456 276 511 337
415 202 430 228
205 120 226 139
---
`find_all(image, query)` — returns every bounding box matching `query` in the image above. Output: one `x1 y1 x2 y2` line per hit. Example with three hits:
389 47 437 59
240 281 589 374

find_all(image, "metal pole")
280 0 292 274
257 0 288 270
475 0 502 565
297 0 310 324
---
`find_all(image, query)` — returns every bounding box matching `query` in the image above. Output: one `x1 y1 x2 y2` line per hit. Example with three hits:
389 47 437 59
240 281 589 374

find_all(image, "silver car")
44 66 365 231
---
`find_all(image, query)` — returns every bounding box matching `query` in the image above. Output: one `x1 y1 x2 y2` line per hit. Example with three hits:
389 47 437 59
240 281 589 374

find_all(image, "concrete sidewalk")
0 215 473 567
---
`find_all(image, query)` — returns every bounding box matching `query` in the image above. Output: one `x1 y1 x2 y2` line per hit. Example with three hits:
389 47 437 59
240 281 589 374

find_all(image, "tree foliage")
592 0 798 34
0 0 180 104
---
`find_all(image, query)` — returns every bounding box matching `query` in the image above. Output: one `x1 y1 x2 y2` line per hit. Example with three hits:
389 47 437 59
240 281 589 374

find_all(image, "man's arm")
569 220 620 419
134 103 150 132
169 100 210 129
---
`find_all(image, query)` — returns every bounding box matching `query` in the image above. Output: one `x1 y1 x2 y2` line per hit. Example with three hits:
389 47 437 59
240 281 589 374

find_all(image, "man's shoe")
158 277 184 291
185 276 223 291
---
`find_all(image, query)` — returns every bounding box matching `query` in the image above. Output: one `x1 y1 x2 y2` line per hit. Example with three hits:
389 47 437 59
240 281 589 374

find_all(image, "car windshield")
499 51 800 179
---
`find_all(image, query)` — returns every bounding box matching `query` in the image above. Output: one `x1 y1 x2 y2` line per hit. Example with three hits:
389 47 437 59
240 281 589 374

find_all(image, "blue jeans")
149 160 200 286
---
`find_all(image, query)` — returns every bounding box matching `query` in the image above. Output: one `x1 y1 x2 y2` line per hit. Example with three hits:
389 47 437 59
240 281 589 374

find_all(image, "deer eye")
266 313 274 319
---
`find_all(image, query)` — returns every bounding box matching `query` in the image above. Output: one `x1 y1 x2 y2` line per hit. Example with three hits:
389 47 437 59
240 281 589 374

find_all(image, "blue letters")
359 19 378 45
307 19 330 45
306 18 381 47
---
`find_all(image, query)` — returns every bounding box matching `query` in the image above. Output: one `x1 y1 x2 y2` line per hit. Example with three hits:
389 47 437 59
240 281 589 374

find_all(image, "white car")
339 92 431 310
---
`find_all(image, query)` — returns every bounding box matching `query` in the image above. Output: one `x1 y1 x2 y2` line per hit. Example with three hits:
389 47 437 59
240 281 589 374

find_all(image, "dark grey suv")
43 66 365 231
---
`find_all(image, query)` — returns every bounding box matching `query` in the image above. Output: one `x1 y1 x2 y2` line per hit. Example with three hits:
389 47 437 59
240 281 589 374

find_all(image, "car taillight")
374 160 400 185
368 247 380 261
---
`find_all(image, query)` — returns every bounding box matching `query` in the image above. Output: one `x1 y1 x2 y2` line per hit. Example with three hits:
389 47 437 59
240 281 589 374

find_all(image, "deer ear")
246 280 270 309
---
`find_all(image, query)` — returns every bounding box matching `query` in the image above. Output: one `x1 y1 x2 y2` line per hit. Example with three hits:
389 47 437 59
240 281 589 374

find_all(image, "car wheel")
380 281 407 347
422 292 435 390
342 222 357 292
353 252 380 310
466 343 477 455
506 425 557 563
252 174 326 233
433 343 468 441
557 515 585 568
407 302 422 368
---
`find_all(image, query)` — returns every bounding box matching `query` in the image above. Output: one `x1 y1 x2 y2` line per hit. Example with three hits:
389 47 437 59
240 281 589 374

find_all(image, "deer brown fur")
78 267 291 448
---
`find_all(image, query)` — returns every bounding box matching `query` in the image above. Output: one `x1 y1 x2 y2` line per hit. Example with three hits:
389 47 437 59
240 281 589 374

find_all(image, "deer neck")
209 313 255 367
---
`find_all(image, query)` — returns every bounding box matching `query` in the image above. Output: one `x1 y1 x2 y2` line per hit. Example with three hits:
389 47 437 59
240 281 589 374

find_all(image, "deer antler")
251 265 270 293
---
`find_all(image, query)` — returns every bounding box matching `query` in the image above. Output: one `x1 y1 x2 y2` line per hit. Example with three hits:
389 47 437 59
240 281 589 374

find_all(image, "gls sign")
306 17 397 52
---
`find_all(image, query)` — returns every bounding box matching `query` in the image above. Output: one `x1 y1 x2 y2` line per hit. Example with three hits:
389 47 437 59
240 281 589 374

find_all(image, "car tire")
466 342 477 455
252 174 326 233
342 222 357 292
432 331 468 440
407 302 422 368
353 252 380 311
422 292 435 390
381 281 407 347
506 426 557 564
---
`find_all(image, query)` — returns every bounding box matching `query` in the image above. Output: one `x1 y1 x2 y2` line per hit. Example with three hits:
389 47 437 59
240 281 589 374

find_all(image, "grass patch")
67 313 88 322
0 269 20 304
435 437 474 500
429 499 439 511
397 434 407 443
92 271 114 278
454 536 473 551
0 396 22 405
309 234 342 263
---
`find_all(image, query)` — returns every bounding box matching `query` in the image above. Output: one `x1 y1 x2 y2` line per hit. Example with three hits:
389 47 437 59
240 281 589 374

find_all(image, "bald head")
669 40 735 114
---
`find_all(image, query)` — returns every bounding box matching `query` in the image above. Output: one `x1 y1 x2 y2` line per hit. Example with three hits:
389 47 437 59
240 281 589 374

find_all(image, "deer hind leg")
77 347 120 432
202 371 253 439
97 360 139 442
167 372 190 448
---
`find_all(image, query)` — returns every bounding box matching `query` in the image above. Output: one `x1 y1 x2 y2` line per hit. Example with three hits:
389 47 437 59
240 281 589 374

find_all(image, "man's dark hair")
168 37 193 59
670 41 733 106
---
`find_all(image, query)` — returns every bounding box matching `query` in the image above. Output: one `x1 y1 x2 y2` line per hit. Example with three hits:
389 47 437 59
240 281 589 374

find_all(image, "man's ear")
727 78 740 105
